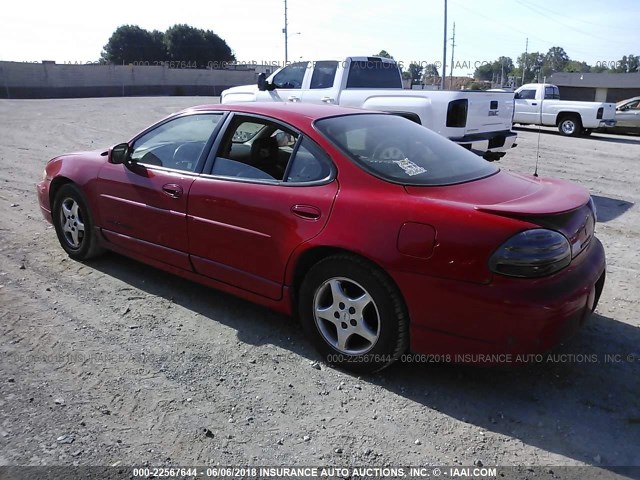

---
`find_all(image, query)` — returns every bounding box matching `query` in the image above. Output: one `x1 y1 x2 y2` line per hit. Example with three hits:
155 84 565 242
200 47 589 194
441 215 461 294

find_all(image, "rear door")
187 113 338 300
96 112 225 269
299 60 341 105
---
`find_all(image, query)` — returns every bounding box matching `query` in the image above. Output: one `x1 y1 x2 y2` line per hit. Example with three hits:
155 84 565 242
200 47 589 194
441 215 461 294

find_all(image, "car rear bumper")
393 236 606 362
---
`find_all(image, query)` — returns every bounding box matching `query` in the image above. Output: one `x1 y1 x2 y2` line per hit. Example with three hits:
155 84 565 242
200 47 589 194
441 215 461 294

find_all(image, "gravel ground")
0 97 639 479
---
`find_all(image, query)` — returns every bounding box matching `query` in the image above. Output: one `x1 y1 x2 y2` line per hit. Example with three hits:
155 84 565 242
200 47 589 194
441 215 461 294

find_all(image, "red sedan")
37 103 606 372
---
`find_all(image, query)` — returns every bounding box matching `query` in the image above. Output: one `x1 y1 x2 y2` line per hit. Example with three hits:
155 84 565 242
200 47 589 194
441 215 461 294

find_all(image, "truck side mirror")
514 92 521 99
257 73 267 91
257 73 275 91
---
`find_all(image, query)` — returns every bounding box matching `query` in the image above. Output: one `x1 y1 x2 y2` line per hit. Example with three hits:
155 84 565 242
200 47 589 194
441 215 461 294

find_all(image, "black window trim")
201 112 337 187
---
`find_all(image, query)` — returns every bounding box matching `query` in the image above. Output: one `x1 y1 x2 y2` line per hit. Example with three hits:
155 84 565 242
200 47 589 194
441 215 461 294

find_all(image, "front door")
96 112 225 269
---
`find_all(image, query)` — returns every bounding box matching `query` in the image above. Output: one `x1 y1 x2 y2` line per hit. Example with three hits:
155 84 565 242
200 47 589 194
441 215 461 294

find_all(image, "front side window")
310 61 338 89
518 89 536 100
272 62 308 89
131 114 222 172
315 114 498 186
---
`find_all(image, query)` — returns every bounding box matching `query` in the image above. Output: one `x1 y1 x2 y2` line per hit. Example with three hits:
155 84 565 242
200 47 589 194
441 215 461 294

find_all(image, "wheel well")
388 111 422 125
49 176 74 207
290 246 406 315
556 112 581 126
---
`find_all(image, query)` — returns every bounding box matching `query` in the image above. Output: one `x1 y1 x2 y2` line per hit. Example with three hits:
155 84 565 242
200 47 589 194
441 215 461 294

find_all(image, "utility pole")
449 22 456 90
521 37 528 85
283 0 288 64
441 0 447 90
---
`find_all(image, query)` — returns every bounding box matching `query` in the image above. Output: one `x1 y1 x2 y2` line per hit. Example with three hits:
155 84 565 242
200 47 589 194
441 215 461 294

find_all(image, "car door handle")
288 95 301 102
531 102 538 106
321 97 335 104
291 204 321 220
162 183 183 198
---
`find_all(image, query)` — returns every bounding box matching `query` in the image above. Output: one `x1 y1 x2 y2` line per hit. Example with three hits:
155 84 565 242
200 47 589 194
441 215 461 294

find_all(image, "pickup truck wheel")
558 115 583 137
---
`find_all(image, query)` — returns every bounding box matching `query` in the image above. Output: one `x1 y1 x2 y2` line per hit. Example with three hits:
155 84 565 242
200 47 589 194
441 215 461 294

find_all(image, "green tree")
101 25 167 64
375 50 394 59
564 60 591 73
408 62 423 84
164 24 235 67
516 51 545 83
541 46 570 77
612 54 640 73
474 56 514 84
421 64 440 84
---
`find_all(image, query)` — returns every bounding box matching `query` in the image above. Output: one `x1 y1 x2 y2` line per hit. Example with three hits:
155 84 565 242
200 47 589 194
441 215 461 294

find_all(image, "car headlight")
489 229 571 278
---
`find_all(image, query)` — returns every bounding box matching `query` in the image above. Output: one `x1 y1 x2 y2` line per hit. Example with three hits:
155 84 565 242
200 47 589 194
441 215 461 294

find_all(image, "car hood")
404 170 589 216
221 84 259 102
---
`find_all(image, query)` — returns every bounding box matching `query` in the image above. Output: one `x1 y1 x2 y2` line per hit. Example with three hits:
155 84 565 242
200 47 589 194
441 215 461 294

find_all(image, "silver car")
597 96 640 135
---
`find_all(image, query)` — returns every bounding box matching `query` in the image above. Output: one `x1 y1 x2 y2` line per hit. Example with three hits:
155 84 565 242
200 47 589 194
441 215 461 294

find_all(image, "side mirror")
110 143 130 164
513 92 521 99
257 73 275 91
257 73 267 91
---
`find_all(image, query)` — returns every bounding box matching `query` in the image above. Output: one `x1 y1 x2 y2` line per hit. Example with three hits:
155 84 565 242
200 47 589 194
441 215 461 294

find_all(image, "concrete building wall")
0 61 257 98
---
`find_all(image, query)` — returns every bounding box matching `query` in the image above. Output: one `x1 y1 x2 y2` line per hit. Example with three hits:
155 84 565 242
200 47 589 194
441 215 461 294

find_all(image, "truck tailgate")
464 92 514 135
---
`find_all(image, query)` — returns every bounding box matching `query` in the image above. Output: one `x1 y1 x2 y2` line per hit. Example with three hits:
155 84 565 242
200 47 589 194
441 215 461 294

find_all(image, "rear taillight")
446 99 468 128
597 107 604 120
489 229 571 278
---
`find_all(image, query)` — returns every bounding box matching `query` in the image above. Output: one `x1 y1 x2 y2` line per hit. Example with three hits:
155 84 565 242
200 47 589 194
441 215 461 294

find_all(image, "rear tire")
298 254 409 373
558 115 583 137
52 184 104 261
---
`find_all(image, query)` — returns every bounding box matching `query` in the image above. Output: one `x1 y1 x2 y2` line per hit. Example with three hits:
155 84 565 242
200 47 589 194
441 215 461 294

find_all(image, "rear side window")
544 86 560 99
212 116 332 184
346 59 402 89
310 61 338 89
286 137 332 183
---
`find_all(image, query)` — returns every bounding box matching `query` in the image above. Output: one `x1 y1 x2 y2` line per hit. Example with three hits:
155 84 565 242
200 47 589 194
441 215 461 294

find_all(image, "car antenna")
533 76 546 177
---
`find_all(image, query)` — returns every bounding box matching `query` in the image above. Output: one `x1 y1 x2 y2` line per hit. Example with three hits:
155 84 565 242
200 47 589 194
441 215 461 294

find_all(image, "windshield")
314 114 499 186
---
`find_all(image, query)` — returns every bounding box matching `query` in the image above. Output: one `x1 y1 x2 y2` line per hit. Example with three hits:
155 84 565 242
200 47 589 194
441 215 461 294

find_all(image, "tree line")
474 47 639 85
377 48 639 87
100 25 235 67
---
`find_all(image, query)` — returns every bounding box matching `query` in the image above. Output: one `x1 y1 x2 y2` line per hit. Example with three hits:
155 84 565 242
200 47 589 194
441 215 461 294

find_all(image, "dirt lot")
0 98 639 478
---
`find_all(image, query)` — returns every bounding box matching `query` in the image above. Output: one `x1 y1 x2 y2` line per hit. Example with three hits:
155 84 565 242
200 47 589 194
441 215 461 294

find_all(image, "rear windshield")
314 114 498 186
346 60 402 89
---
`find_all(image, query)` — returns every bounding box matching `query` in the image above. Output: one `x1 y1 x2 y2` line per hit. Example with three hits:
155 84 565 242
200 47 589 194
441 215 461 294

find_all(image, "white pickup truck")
513 83 616 136
221 57 517 161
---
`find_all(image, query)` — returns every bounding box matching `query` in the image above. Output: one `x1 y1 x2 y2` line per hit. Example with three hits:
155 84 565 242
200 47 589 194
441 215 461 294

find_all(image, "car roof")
183 102 376 122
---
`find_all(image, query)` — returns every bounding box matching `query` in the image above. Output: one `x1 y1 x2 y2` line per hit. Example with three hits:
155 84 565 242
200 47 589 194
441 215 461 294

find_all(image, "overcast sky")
1 0 638 75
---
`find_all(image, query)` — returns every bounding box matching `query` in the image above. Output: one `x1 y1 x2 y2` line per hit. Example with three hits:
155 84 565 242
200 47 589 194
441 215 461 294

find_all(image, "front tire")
298 255 409 373
52 184 104 261
558 115 583 137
